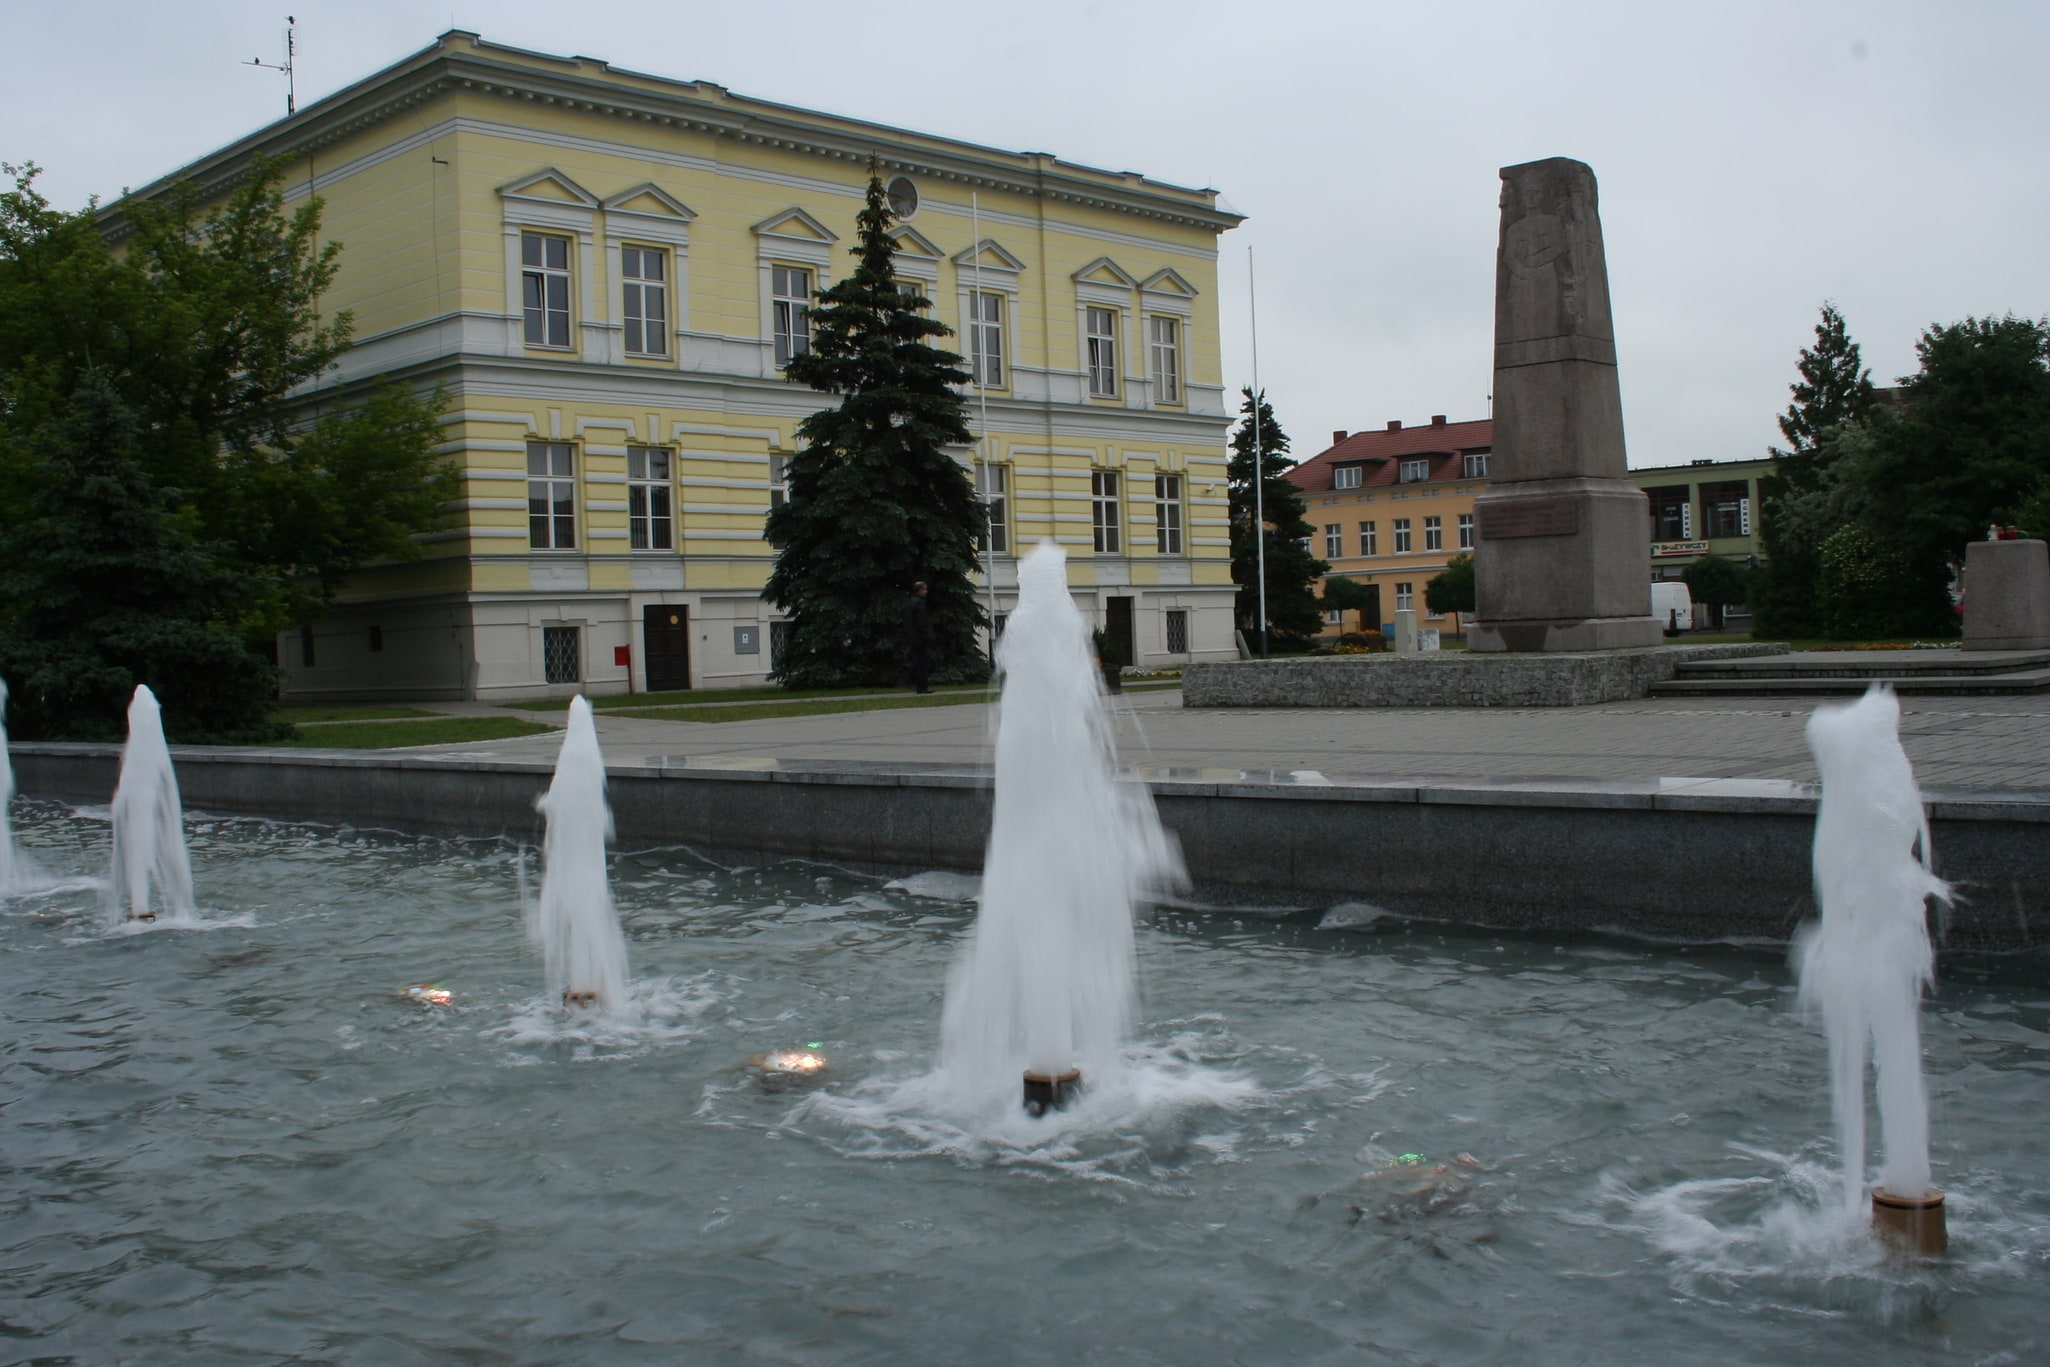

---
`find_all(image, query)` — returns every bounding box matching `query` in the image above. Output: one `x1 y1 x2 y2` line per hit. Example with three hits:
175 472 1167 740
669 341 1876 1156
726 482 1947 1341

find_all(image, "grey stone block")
1962 538 2050 650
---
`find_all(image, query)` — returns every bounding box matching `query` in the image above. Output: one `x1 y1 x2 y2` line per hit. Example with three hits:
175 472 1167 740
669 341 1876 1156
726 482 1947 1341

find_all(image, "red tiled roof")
1285 417 1494 493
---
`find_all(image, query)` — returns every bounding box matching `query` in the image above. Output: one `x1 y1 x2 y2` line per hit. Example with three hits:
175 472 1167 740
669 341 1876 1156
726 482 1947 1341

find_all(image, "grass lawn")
624 692 999 724
271 704 442 724
504 680 998 712
270 717 558 749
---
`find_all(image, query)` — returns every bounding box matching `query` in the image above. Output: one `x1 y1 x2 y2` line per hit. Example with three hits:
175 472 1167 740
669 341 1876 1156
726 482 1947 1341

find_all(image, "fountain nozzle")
1022 1067 1081 1116
562 989 599 1009
1872 1186 1946 1257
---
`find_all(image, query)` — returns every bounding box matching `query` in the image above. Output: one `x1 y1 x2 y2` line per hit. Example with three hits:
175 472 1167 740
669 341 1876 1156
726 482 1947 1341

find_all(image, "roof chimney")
1332 430 1348 445
1431 414 1447 427
1386 420 1402 432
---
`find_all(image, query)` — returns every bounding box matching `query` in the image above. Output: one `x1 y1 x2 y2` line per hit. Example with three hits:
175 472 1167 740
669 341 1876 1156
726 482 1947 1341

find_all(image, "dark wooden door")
1365 584 1383 633
643 604 691 692
1106 596 1135 666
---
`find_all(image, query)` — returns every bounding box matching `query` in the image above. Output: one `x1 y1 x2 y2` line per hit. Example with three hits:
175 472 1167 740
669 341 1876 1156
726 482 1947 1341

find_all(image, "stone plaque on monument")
1467 157 1661 653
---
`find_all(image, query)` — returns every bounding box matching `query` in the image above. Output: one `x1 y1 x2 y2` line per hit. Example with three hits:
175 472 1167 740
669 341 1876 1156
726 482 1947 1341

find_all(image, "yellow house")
115 31 1243 699
1287 416 1493 639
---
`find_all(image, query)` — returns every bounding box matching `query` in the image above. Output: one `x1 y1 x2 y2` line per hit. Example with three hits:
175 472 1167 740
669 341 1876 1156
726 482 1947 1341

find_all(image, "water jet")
106 686 195 926
528 697 629 1012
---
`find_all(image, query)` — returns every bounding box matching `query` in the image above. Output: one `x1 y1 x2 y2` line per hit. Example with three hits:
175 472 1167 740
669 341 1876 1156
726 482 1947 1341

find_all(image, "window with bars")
977 461 1010 554
769 619 791 668
527 442 576 549
968 291 1005 387
1325 523 1342 558
1165 609 1189 654
1393 517 1412 553
1148 316 1180 403
543 626 581 684
1086 307 1118 397
522 233 571 348
1359 520 1377 556
1424 515 1443 551
621 246 668 357
627 446 673 550
772 266 811 366
1091 469 1121 553
1155 474 1183 554
1458 512 1474 549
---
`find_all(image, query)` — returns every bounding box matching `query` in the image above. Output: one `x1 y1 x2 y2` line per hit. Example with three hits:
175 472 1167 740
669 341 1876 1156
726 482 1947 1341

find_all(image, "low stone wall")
13 742 2043 951
1183 643 1785 708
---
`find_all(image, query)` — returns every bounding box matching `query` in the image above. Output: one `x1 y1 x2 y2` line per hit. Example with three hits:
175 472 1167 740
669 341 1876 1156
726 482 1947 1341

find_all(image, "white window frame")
500 170 599 361
1464 451 1490 478
967 289 1006 388
976 460 1010 554
1394 517 1412 554
769 453 791 509
1333 465 1363 490
1425 515 1443 551
1155 473 1183 555
1400 458 1429 484
1092 469 1122 554
601 184 694 366
772 265 812 368
626 446 673 551
521 232 573 349
528 441 578 550
1395 582 1414 613
1325 523 1342 559
1458 512 1474 549
1148 316 1182 405
1086 307 1119 397
1359 521 1377 556
620 245 669 358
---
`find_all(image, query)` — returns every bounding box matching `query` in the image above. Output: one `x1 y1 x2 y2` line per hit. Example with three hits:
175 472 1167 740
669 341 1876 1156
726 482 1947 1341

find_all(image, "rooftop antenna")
247 16 298 117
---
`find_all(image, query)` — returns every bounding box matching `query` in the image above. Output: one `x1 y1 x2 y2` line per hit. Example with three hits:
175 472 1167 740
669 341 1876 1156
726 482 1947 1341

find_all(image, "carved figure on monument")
1467 157 1661 653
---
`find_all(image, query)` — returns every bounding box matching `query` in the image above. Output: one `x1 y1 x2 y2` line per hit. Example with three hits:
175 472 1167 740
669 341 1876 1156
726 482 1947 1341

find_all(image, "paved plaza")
407 688 2050 794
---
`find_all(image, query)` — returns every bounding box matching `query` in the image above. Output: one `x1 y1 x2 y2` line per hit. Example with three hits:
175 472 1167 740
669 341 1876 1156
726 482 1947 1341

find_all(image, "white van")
1650 581 1693 633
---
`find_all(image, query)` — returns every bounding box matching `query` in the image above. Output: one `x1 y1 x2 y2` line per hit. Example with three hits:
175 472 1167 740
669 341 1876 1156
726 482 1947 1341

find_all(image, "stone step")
1671 648 2050 680
1651 667 2050 697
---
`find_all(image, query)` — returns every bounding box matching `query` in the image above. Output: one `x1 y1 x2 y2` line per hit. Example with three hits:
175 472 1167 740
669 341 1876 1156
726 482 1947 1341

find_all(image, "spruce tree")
1227 388 1327 650
763 170 986 688
0 373 280 741
1752 302 1875 635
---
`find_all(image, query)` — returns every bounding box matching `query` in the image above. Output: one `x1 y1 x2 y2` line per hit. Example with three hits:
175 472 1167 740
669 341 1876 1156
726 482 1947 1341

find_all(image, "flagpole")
972 192 999 664
1249 245 1268 659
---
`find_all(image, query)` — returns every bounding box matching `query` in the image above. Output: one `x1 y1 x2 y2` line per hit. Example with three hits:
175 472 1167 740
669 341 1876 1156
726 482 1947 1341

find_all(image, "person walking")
902 580 934 694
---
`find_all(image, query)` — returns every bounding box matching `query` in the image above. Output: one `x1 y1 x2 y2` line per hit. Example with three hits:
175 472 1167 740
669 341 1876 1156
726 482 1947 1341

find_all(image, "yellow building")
117 31 1243 699
1287 416 1493 639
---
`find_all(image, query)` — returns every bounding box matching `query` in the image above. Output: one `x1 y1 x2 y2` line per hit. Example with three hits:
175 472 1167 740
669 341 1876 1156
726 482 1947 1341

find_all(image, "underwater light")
1022 1068 1081 1116
402 984 453 1006
561 990 599 1008
1872 1186 1946 1257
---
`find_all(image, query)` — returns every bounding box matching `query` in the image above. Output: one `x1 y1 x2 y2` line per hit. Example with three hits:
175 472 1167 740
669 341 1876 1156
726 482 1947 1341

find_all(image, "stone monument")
1467 157 1662 652
1961 537 2050 650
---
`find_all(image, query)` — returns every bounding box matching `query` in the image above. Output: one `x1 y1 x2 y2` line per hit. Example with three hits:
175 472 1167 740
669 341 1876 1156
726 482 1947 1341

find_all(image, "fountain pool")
2 800 2045 1364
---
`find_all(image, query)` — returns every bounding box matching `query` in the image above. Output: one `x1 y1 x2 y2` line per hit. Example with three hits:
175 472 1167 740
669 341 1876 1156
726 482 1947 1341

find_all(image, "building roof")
105 31 1244 234
1286 417 1493 494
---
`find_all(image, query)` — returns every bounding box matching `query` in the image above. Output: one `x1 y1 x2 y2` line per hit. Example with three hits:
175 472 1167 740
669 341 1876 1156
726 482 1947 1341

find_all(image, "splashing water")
106 686 197 926
529 697 629 1012
1796 685 1948 1210
936 541 1183 1107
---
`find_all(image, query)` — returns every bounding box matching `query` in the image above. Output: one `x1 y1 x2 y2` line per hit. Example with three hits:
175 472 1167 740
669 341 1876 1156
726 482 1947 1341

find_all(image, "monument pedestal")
1469 157 1654 655
1962 538 2050 650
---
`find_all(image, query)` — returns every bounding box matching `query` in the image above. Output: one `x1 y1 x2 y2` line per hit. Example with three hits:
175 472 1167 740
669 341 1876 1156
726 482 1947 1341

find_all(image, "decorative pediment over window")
889 226 944 261
1138 267 1198 298
602 183 697 221
752 207 840 245
498 168 600 208
952 238 1026 275
1072 256 1139 289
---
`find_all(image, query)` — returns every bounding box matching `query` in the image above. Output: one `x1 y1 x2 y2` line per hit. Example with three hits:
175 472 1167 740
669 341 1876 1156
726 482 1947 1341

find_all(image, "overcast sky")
8 1 2047 469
